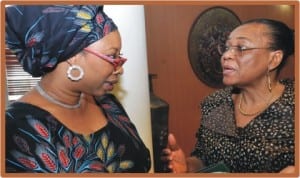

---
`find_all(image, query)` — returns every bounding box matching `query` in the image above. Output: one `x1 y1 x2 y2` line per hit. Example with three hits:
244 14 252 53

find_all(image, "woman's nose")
222 49 236 61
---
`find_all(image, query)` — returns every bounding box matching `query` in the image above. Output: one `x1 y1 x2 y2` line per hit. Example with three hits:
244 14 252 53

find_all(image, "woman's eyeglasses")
84 48 127 71
217 44 273 56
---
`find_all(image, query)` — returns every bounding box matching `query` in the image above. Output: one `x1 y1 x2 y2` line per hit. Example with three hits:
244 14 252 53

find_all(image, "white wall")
104 5 154 172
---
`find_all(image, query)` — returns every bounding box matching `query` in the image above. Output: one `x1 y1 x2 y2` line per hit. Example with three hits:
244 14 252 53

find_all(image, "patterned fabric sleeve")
6 108 58 173
95 94 151 172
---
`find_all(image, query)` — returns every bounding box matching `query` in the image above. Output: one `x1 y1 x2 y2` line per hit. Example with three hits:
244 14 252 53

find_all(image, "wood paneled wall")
144 5 295 155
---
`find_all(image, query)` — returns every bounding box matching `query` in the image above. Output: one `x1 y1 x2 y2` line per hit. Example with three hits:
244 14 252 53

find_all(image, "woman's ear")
269 50 283 71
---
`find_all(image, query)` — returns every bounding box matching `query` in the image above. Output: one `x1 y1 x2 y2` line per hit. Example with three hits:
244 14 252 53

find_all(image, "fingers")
162 148 171 155
161 148 171 162
161 133 180 161
168 133 179 151
160 133 184 173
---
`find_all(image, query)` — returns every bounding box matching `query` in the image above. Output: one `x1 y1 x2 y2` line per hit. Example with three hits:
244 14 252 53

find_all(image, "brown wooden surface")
145 5 295 155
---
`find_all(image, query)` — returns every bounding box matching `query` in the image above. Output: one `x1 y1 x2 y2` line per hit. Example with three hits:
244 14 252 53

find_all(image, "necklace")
35 81 81 109
238 92 273 116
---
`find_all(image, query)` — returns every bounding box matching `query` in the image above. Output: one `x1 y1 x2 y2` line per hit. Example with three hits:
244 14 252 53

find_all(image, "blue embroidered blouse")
6 94 151 173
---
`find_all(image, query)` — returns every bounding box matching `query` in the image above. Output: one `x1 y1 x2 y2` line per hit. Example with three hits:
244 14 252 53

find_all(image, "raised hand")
161 133 187 173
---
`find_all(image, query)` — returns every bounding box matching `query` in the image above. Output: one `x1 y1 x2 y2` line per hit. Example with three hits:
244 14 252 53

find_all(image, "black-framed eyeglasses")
217 44 273 56
84 48 127 71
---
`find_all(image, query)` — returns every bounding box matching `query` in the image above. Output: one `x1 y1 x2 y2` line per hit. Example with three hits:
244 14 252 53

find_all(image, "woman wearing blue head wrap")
5 5 151 173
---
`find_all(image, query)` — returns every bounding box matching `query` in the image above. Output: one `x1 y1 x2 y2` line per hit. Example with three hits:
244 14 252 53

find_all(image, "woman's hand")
161 133 187 173
279 166 295 173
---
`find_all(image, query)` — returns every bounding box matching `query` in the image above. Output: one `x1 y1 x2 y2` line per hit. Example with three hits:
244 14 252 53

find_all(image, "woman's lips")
104 80 118 91
222 65 236 75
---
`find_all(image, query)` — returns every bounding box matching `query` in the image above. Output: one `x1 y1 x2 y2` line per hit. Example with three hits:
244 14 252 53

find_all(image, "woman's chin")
222 78 236 86
92 84 115 96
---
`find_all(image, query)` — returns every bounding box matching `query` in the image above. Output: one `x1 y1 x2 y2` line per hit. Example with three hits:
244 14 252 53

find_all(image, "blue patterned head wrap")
5 5 118 77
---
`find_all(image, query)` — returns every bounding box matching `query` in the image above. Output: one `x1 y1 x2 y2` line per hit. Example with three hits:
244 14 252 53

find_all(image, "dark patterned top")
191 79 294 173
6 94 151 173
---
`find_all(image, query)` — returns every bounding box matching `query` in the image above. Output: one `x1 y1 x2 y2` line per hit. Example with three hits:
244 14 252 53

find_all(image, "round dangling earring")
267 69 272 93
66 63 84 81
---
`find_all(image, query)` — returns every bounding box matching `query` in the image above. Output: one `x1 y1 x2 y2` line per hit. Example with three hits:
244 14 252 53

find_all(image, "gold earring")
267 70 272 92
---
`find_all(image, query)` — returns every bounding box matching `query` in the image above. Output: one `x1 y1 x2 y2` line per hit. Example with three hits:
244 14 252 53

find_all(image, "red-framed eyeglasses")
84 48 127 71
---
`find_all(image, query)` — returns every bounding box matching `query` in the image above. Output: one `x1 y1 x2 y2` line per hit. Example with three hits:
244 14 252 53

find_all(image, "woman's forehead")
228 23 270 43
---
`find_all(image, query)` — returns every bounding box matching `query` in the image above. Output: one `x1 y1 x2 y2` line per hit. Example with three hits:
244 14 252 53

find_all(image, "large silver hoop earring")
267 70 272 92
67 65 84 81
